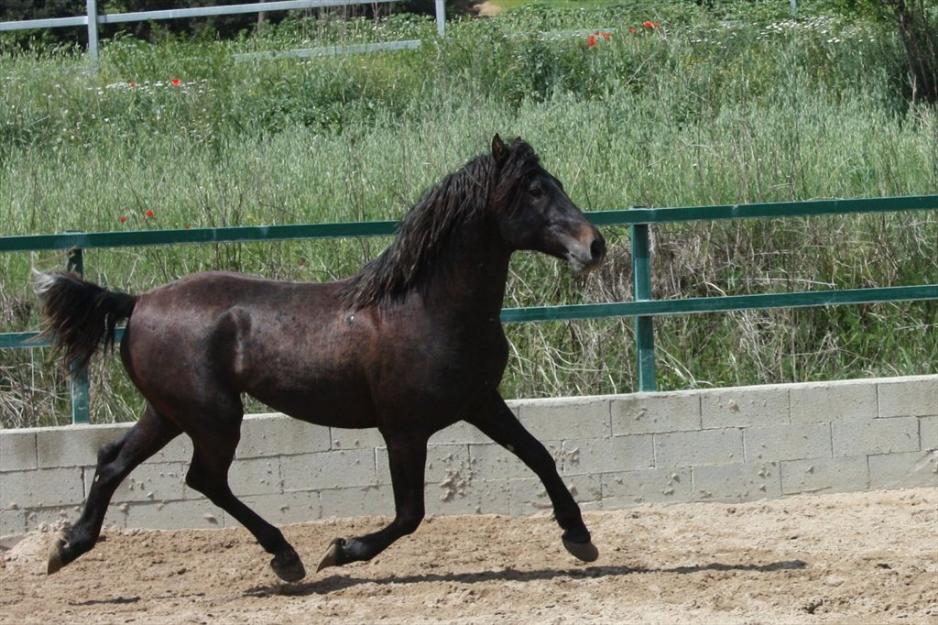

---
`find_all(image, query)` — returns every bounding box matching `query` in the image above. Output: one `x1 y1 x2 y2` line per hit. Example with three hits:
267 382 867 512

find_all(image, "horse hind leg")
48 404 181 574
182 417 306 582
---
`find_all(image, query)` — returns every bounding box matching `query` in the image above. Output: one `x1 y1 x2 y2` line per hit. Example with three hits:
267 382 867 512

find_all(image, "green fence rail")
3 194 937 423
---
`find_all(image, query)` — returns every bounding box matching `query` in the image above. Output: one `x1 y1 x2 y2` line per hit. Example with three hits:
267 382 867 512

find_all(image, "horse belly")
246 377 378 429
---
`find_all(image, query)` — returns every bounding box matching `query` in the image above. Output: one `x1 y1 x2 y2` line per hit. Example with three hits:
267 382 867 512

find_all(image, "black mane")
342 139 541 309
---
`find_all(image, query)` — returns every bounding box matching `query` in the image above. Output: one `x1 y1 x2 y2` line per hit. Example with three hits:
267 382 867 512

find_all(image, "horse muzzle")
565 229 606 273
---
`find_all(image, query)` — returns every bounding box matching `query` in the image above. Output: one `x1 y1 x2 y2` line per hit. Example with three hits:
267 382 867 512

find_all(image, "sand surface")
2 488 936 624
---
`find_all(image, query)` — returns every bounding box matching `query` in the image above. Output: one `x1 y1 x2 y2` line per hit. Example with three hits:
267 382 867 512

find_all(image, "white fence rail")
0 0 445 61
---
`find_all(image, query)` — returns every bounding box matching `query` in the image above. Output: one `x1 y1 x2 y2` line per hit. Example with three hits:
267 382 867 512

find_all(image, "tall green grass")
1 3 936 427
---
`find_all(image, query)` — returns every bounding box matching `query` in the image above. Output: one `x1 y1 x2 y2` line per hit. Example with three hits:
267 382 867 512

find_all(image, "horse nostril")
590 237 606 262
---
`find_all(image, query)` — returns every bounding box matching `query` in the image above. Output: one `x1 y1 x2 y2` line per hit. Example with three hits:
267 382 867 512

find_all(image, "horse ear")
491 134 508 165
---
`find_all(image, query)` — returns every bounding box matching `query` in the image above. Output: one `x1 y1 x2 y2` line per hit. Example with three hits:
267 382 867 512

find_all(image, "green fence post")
66 246 91 424
631 223 657 392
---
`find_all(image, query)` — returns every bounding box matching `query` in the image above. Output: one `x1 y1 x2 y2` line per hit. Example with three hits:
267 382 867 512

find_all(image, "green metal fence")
2 194 937 424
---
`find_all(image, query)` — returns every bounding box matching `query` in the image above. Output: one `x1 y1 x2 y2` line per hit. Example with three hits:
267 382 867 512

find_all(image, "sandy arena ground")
2 488 936 624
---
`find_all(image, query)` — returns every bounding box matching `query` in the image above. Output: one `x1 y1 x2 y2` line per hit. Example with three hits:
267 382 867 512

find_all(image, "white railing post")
790 0 797 15
434 0 445 37
86 0 100 62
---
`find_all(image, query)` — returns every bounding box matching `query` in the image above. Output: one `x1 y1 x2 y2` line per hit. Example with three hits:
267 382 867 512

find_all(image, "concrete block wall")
1 375 935 536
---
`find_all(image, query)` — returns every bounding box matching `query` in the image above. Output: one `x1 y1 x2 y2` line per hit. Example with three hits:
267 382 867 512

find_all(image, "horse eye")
529 184 544 198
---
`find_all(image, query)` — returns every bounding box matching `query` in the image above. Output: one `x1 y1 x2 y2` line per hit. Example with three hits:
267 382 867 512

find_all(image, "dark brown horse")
35 135 606 582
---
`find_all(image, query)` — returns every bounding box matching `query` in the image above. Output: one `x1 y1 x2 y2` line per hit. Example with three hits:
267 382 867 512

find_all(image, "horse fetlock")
561 525 591 544
396 514 423 536
270 548 306 583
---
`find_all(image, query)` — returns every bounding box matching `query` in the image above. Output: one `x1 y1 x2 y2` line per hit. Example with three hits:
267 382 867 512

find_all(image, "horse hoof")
270 549 306 583
316 538 346 573
562 537 599 563
47 531 69 575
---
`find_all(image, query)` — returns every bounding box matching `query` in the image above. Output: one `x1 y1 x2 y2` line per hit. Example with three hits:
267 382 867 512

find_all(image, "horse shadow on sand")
244 559 808 597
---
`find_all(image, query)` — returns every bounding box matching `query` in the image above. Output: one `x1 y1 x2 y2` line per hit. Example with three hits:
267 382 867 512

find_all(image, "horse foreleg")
48 404 181 574
466 392 599 563
317 436 427 572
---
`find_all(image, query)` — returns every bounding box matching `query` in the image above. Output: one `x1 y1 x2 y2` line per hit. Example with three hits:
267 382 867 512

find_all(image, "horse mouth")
566 252 603 274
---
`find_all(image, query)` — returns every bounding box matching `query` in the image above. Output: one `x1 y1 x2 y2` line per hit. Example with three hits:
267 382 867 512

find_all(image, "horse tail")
33 270 138 369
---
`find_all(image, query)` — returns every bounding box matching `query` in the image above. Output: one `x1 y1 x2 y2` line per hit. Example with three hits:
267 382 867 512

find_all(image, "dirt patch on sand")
2 488 936 624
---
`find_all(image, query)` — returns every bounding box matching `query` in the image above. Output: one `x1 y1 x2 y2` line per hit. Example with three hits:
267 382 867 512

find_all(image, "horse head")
490 134 606 272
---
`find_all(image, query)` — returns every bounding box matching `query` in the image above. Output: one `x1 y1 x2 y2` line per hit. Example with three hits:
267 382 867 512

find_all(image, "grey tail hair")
33 270 137 369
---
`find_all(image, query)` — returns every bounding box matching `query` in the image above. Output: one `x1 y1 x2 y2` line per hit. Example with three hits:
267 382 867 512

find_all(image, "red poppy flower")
602 31 611 42
587 34 597 48
643 20 657 29
170 78 181 88
118 215 128 224
145 209 155 219
629 26 638 34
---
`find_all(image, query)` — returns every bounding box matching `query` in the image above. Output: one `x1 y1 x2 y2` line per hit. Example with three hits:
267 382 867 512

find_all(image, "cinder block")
241 491 321 525
691 462 782 502
654 428 744 468
878 378 938 418
329 427 384 450
516 397 610 441
560 435 654 475
790 381 876 424
319 484 393 518
426 472 516 516
101 503 130 528
781 456 868 494
0 508 25 536
0 467 84 509
509 474 601 516
701 387 789 429
25 505 81 531
429 422 489 445
432 479 513 516
236 415 330 459
37 424 128 468
281 449 376 491
921 416 938 451
744 423 832 462
85 461 187 504
611 392 701 435
377 444 470 485
426 483 481 516
467 441 561 481
152 435 193 463
0 429 37 472
869 450 938 489
228 457 281 497
123 499 226 530
601 467 692 507
832 417 919 456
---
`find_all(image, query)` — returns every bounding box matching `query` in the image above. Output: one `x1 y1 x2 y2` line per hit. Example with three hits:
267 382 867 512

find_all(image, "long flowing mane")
342 139 541 309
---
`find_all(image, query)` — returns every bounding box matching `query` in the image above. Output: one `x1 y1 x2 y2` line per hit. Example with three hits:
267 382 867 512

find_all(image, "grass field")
1 1 936 427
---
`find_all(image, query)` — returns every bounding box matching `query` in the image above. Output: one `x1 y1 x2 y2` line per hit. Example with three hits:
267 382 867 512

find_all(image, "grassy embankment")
0 2 936 426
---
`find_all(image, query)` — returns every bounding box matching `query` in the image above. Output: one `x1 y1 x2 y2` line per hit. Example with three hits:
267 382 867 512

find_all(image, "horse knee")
185 465 228 502
185 465 209 494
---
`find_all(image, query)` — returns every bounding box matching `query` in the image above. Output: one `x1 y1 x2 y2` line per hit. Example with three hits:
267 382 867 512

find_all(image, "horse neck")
421 220 511 321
